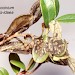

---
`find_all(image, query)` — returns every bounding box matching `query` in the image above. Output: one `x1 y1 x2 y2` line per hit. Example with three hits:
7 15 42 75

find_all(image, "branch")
0 33 35 54
0 41 33 54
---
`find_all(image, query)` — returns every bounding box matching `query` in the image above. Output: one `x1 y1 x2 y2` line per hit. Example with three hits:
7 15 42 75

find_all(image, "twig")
0 33 34 45
0 33 35 54
0 41 33 54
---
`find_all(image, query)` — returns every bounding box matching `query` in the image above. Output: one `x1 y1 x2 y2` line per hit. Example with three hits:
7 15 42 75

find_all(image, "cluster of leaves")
40 0 75 28
9 53 26 74
32 0 75 65
1 0 75 75
9 53 37 74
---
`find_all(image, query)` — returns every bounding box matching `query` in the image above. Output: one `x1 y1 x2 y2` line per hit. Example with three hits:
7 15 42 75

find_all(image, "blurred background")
0 0 75 75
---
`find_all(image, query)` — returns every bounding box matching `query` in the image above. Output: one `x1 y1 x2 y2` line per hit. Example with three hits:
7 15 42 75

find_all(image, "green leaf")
11 65 20 74
0 70 4 75
55 0 60 17
10 60 25 70
9 53 20 61
9 53 21 73
27 58 36 71
32 48 48 63
40 0 59 27
0 67 9 75
57 14 75 22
